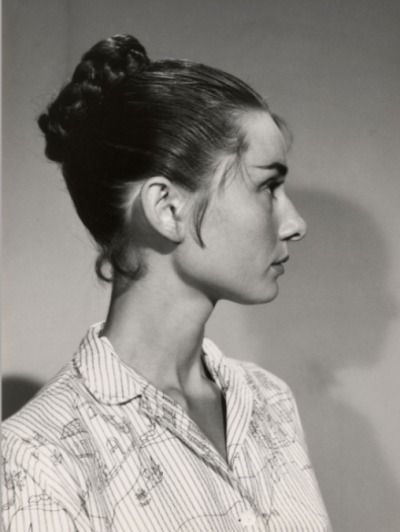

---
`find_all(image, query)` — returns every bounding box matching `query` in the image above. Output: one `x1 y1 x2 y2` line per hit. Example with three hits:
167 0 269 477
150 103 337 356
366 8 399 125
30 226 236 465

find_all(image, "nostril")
280 218 307 242
290 215 307 241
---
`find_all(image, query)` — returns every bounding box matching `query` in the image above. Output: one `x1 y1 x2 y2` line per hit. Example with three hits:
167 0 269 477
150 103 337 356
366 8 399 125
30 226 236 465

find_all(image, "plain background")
2 1 400 530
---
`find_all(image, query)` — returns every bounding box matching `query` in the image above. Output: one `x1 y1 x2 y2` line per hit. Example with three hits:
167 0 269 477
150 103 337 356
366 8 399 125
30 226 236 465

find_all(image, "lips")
270 255 289 275
271 255 289 266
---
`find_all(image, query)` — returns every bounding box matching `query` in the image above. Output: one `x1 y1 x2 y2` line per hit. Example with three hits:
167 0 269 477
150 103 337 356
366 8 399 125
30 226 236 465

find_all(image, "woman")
2 35 331 531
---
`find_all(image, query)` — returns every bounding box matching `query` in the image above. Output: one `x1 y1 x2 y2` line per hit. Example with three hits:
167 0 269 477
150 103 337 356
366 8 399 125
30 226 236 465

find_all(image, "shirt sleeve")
2 433 94 532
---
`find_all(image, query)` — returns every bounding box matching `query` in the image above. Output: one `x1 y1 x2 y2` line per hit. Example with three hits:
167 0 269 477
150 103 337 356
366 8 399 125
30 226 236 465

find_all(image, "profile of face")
174 111 307 305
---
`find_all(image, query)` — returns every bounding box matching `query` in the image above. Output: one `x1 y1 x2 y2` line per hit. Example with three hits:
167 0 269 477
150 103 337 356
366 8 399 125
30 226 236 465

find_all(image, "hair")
38 34 279 282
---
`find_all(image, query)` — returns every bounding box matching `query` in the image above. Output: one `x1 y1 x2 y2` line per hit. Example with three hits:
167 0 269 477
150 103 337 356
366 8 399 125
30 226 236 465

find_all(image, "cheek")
173 208 280 303
206 204 278 269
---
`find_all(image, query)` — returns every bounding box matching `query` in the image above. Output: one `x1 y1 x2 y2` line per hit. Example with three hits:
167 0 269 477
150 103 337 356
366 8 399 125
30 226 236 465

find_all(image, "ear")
138 177 187 243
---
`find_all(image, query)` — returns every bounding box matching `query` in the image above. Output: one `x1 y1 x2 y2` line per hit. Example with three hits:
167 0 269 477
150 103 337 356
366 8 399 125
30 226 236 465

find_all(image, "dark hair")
38 34 273 281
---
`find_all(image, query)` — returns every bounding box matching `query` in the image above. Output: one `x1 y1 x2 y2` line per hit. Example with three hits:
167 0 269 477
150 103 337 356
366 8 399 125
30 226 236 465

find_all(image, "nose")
278 197 307 242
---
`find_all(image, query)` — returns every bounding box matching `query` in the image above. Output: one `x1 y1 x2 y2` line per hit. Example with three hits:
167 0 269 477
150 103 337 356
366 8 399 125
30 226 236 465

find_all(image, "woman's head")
39 34 304 298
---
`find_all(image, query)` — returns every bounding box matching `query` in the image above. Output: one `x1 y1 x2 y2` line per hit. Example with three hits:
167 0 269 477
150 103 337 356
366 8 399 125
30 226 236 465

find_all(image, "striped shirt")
2 323 331 531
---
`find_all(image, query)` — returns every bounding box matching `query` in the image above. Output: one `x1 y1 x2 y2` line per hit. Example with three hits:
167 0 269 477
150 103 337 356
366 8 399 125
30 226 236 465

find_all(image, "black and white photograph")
2 1 400 530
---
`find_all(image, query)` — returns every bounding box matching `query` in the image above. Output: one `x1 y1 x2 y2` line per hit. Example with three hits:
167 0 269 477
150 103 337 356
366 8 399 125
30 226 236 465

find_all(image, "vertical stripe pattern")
2 323 331 531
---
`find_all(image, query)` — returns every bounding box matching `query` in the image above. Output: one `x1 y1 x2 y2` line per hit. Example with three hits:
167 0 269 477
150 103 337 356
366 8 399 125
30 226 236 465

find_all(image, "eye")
260 177 284 198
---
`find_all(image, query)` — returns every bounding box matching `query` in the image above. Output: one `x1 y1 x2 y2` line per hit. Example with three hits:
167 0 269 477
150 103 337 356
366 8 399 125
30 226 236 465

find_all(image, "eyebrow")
254 162 288 177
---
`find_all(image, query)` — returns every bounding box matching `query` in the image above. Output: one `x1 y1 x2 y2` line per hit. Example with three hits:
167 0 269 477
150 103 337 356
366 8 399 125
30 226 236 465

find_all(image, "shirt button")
238 509 257 527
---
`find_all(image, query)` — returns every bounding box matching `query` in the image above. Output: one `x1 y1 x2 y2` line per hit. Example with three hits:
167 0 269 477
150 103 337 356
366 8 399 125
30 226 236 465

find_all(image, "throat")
165 380 228 464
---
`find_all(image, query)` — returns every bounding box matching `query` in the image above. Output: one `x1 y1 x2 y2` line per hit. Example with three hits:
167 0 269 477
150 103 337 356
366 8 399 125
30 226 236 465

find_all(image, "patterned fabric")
2 323 331 531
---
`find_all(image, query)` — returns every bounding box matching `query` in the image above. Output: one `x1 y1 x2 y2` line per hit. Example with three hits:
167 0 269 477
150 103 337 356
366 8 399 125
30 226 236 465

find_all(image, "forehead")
240 111 287 166
206 111 288 194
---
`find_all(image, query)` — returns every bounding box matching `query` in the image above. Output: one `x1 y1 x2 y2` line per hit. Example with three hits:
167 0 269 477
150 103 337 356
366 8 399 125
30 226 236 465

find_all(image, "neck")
101 269 215 394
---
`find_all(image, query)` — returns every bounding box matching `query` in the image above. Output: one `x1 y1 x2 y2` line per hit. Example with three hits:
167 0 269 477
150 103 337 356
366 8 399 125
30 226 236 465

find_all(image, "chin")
250 287 280 305
225 282 280 306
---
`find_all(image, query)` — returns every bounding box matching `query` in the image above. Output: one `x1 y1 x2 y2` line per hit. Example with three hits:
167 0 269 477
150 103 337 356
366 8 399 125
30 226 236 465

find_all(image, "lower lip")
271 263 285 275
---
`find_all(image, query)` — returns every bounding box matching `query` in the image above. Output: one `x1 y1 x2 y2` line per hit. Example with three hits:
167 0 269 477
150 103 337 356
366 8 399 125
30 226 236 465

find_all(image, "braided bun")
38 34 150 163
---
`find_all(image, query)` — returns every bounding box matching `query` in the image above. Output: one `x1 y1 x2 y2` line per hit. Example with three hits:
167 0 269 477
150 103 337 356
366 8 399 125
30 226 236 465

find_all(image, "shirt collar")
72 322 245 407
73 322 146 404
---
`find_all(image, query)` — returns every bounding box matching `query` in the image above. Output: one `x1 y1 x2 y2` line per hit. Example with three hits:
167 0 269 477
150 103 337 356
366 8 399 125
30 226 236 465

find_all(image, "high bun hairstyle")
38 34 272 281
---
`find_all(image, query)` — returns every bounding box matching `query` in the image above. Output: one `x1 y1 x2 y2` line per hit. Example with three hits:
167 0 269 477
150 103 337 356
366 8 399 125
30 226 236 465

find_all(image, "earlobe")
139 177 186 243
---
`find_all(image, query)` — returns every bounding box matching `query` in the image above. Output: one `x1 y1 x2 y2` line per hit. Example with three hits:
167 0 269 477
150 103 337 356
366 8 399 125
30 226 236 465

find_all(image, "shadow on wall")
2 377 43 420
239 187 399 532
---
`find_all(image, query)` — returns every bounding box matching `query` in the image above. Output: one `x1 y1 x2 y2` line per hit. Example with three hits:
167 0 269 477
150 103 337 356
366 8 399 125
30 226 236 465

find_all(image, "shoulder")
231 358 300 420
204 337 302 429
236 358 291 395
2 365 91 516
3 362 84 448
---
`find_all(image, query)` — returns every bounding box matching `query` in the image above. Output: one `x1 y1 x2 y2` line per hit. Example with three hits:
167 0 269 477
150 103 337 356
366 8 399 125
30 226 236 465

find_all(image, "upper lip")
272 255 289 265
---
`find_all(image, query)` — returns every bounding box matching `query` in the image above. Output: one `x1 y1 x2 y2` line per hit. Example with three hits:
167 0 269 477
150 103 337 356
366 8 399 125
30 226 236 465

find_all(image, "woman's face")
175 111 307 304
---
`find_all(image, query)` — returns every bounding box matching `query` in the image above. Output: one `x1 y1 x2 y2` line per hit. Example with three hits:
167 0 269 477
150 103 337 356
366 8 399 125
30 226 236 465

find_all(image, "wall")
3 0 400 529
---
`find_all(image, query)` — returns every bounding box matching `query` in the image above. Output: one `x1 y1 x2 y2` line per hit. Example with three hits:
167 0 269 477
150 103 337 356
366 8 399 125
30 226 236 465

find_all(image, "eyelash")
261 181 282 198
